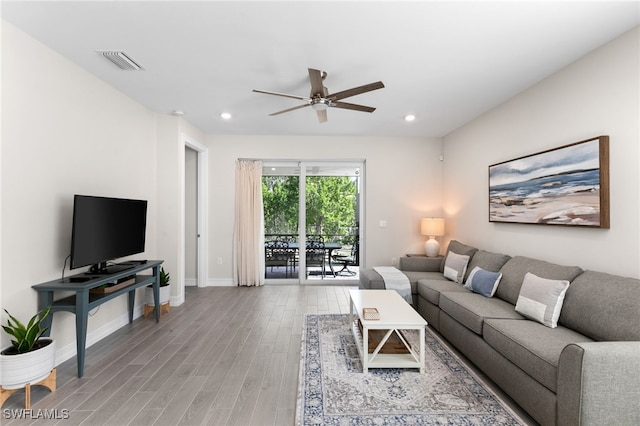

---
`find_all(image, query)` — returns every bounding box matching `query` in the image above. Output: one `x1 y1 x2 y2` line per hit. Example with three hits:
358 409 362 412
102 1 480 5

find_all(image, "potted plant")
144 267 171 316
1 306 56 391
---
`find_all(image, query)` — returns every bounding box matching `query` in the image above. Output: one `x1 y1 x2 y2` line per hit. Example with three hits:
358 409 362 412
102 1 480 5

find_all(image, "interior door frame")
182 134 208 289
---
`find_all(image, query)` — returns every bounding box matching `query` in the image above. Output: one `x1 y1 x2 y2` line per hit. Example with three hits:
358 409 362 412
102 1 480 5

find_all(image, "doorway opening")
183 135 208 295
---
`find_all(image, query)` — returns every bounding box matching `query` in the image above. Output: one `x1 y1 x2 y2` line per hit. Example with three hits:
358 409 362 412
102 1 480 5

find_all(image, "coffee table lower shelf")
350 319 425 373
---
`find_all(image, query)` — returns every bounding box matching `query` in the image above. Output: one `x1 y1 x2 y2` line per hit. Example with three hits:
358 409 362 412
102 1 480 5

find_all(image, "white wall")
205 135 443 284
442 26 640 278
0 22 161 356
0 22 207 362
154 116 204 304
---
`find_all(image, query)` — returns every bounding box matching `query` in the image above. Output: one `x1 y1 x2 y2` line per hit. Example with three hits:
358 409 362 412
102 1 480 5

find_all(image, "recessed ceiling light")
404 114 416 122
220 112 232 120
172 110 185 116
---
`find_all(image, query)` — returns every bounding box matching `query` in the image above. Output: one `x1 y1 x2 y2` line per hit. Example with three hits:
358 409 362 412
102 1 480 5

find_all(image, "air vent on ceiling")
97 51 145 71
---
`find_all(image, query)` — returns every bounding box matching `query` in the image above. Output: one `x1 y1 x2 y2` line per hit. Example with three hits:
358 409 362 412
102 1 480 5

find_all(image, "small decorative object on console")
362 307 379 320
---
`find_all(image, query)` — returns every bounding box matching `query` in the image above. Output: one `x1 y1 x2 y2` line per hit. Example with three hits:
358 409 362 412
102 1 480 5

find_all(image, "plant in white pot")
144 267 171 317
1 306 56 408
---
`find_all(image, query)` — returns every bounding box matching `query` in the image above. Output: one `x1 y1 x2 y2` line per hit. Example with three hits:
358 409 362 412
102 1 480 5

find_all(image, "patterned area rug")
296 314 526 425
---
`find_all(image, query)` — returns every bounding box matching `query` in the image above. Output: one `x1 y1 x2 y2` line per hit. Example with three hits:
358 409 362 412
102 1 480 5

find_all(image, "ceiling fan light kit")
253 68 384 123
311 99 329 111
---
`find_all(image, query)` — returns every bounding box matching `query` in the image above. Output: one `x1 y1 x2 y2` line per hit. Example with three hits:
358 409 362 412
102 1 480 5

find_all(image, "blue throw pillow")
464 266 502 298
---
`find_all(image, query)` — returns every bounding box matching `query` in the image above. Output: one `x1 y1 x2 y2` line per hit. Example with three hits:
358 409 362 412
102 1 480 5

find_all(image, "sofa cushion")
515 272 570 328
466 249 511 274
440 240 478 278
439 292 524 335
559 270 640 341
464 267 502 297
401 270 440 294
496 256 583 305
484 319 593 393
417 277 467 305
443 252 470 283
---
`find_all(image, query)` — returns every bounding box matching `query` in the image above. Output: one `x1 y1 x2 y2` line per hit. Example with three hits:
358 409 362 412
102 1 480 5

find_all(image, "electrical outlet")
217 257 223 265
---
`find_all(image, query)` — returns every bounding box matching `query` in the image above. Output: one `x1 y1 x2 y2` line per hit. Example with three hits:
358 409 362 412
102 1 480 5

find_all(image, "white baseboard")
207 278 234 287
186 277 234 287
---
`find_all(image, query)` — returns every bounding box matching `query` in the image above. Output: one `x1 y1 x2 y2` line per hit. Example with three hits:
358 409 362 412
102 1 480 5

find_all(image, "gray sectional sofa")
359 240 640 426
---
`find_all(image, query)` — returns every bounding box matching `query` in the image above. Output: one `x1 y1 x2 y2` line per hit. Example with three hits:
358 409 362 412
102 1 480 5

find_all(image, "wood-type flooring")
2 285 534 425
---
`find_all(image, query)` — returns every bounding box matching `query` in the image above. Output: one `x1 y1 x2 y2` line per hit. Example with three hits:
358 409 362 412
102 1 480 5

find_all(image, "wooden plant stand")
0 368 56 409
144 302 170 318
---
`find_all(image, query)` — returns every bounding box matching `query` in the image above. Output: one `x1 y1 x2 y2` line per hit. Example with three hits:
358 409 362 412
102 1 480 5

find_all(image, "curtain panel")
233 160 265 286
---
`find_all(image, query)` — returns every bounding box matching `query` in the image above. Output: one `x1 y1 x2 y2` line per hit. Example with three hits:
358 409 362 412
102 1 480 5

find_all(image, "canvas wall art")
489 136 609 228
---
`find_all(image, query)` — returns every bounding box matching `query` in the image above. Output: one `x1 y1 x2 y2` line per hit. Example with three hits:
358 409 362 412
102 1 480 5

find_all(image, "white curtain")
233 160 265 286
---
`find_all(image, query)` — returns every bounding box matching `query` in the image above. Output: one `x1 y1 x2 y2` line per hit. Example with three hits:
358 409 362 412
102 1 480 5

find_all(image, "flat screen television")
70 195 148 274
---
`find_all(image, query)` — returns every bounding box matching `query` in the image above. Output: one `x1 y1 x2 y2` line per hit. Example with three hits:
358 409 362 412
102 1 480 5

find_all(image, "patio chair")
305 234 326 278
332 239 359 276
265 238 292 278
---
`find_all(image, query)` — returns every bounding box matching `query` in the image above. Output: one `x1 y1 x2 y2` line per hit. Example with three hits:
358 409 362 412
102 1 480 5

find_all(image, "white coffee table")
349 289 428 373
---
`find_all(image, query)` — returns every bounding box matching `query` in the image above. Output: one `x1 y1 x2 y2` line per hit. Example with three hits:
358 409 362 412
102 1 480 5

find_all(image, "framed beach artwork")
489 136 609 228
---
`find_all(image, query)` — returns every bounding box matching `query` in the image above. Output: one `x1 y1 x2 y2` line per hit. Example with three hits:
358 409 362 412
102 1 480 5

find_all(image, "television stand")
32 260 164 378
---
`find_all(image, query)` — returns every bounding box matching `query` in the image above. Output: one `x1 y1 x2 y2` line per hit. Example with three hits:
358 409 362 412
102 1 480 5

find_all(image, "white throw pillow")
464 266 502 297
443 252 470 284
515 272 570 328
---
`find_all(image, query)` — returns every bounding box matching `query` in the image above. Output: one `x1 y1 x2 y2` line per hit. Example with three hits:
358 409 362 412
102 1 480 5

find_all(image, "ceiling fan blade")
308 68 326 96
316 108 328 123
253 89 307 101
268 103 311 116
327 81 385 101
331 101 376 113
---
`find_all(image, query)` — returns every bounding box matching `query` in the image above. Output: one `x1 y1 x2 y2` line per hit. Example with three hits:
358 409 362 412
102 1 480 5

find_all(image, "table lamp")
420 218 445 257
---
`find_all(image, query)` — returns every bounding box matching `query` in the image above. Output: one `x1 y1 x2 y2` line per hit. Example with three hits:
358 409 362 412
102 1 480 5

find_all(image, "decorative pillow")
443 252 470 283
440 240 478 274
464 266 502 297
515 272 570 328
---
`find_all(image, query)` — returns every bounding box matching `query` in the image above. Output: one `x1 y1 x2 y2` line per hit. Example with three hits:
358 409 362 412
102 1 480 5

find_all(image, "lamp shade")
420 218 445 237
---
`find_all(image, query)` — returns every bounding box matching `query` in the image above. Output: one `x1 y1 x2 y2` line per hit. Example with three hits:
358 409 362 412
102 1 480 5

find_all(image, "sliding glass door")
262 163 299 281
262 160 363 284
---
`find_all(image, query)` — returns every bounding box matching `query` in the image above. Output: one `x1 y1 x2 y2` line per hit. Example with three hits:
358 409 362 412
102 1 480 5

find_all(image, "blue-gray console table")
32 260 164 378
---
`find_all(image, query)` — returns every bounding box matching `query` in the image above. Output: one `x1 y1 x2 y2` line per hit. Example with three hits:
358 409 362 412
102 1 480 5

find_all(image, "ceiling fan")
253 68 384 123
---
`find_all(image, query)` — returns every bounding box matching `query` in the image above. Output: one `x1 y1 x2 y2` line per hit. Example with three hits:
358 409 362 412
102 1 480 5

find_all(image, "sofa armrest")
399 256 442 272
558 342 640 426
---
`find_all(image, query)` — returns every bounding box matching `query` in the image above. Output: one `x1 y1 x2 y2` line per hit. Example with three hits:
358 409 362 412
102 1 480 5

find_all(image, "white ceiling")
2 1 638 138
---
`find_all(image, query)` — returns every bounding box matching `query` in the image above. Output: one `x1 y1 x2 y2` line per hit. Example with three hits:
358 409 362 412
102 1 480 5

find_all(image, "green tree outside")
262 176 299 235
262 175 358 243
